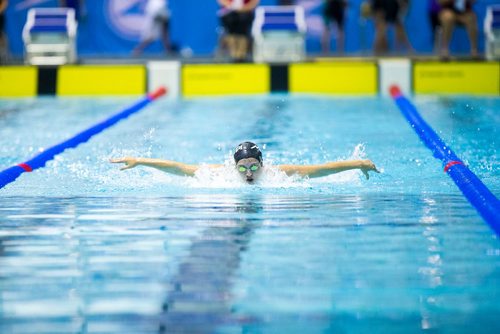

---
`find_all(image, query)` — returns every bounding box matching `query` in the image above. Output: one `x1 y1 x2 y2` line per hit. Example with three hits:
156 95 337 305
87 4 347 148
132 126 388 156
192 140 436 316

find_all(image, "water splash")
2 143 375 196
183 145 372 189
351 143 366 160
184 158 309 189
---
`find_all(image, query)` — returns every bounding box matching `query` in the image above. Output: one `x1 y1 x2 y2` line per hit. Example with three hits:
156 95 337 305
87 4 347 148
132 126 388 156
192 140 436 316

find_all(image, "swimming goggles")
238 164 260 173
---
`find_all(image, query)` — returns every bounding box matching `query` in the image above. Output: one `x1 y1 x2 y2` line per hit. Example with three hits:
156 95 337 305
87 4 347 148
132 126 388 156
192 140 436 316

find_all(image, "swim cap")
234 142 263 164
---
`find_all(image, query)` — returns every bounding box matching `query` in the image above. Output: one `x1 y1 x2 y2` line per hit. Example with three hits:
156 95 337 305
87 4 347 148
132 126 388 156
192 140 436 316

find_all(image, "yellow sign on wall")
290 62 377 95
0 67 38 97
57 65 146 96
182 64 270 96
414 62 500 95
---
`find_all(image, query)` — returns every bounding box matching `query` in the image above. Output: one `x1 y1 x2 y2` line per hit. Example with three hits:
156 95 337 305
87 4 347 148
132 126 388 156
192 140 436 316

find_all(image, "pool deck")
1 55 499 97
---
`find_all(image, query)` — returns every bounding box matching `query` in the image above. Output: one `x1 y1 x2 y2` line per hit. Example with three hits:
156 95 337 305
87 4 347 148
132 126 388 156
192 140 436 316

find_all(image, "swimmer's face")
236 158 262 183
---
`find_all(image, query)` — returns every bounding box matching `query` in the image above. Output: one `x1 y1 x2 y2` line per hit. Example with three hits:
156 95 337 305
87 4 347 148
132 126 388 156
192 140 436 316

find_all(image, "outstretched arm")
110 157 206 176
278 159 380 179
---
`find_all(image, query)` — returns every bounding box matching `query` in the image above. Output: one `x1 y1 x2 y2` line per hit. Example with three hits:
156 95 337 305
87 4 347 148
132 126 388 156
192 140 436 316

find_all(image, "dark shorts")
371 0 400 23
0 14 5 34
323 0 345 28
429 12 439 33
221 11 255 37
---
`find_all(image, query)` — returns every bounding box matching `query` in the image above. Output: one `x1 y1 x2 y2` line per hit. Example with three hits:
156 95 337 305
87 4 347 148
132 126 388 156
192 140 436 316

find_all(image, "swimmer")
110 142 380 183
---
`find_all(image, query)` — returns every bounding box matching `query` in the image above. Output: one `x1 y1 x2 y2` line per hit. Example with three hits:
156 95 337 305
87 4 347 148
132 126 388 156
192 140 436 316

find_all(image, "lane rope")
0 87 167 190
443 161 464 173
389 85 500 235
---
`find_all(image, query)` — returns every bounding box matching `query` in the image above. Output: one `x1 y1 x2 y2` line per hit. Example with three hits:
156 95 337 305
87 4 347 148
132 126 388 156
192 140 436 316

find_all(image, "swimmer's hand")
110 157 139 170
110 157 200 176
360 160 380 180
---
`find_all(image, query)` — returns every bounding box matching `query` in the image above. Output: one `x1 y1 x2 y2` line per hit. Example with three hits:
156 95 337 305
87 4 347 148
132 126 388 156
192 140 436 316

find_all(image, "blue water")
0 95 499 333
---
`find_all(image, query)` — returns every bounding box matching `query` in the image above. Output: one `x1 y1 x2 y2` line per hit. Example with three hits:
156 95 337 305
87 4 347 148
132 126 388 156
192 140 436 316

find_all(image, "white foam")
99 144 375 191
173 154 304 189
182 144 372 189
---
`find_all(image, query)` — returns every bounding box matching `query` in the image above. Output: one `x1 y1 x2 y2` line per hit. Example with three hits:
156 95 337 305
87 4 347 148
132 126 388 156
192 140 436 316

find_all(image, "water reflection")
158 195 263 333
417 196 442 330
1 194 499 333
236 96 291 153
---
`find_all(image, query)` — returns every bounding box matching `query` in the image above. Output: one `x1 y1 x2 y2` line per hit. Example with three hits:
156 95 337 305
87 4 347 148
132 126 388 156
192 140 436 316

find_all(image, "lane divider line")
0 87 167 190
389 85 500 235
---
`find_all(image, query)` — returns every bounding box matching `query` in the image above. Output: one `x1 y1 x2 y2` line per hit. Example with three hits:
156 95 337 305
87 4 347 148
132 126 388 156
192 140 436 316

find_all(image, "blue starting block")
485 5 500 60
22 8 77 65
252 6 306 63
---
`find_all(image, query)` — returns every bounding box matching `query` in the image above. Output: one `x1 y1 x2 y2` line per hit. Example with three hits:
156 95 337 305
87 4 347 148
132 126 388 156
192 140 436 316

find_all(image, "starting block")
252 6 306 63
22 8 77 65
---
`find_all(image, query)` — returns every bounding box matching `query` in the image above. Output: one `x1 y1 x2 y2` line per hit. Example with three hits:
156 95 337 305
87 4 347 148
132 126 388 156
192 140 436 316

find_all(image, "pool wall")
1 59 499 98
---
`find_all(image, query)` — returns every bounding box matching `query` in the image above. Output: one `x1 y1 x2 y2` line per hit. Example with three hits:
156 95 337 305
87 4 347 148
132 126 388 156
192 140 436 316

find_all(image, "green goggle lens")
238 165 260 172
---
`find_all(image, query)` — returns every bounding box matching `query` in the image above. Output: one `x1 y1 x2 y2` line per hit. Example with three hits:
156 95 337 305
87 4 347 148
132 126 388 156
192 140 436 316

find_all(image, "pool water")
0 95 499 333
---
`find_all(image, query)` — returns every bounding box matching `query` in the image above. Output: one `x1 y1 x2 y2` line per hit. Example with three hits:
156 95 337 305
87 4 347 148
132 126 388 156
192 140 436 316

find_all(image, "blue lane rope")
389 86 500 235
0 87 167 190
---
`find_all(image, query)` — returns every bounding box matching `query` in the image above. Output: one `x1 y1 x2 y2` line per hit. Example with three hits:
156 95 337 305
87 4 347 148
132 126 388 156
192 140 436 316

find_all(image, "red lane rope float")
148 86 167 100
17 163 33 172
389 85 402 99
444 160 464 173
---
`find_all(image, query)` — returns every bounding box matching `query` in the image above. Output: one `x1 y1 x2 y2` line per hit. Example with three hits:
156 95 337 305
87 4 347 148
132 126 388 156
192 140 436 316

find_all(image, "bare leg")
458 12 478 57
336 26 344 54
132 38 154 56
234 35 248 61
226 35 239 60
394 21 414 54
161 20 171 53
433 27 441 53
373 11 388 55
439 9 455 60
216 33 229 58
0 33 8 63
322 24 331 54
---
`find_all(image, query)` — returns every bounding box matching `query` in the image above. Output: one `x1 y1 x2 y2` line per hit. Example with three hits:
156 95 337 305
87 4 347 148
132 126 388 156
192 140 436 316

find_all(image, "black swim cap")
234 142 263 164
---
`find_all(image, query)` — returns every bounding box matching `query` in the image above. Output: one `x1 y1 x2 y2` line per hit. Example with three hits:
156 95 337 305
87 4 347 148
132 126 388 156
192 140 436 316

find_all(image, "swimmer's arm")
278 160 380 179
110 157 221 177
